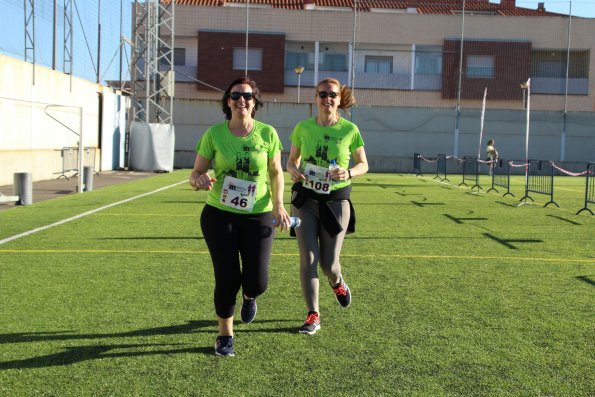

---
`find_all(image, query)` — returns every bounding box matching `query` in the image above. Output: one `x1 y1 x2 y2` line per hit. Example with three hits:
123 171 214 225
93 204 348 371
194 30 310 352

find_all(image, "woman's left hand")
272 206 291 232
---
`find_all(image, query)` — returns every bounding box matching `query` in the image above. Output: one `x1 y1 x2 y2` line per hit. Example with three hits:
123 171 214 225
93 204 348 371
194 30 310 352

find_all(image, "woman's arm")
268 152 290 229
286 145 305 183
348 146 369 179
189 154 216 190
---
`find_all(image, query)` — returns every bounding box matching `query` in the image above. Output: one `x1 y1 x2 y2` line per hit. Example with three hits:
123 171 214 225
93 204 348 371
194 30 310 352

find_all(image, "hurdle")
576 162 594 215
458 156 480 190
413 152 422 176
519 160 559 207
434 153 449 182
487 159 515 197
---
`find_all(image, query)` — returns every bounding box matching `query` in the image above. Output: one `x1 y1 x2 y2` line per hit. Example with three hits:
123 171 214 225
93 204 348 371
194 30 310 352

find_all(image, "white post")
78 106 84 193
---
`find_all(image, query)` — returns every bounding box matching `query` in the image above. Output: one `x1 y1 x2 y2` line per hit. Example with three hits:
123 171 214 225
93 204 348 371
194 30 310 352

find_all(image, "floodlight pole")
561 1 572 162
245 0 249 76
454 0 466 159
523 78 531 192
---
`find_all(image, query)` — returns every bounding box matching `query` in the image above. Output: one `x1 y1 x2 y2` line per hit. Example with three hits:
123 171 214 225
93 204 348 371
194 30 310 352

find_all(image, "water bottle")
329 159 340 182
273 217 301 228
328 159 340 172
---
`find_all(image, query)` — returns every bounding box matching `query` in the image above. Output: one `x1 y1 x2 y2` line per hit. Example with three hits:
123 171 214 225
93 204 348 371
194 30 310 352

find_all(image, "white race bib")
220 175 257 212
302 163 332 195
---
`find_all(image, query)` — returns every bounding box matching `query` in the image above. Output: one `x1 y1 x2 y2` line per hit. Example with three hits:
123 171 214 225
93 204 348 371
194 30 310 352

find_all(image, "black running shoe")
332 277 351 308
240 297 257 324
214 336 235 356
299 312 321 335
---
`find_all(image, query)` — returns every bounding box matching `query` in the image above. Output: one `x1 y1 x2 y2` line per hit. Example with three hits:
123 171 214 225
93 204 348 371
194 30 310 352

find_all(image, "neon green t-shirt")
196 120 283 214
290 117 365 190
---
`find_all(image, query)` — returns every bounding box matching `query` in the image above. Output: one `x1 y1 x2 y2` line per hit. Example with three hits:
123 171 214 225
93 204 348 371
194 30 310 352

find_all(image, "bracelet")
347 169 353 179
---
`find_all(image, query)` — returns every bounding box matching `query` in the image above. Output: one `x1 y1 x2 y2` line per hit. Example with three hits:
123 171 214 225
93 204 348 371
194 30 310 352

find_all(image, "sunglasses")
317 91 339 99
229 92 254 101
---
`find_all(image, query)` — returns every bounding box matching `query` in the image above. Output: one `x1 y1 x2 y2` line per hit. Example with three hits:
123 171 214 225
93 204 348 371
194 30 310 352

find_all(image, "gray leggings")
291 196 350 313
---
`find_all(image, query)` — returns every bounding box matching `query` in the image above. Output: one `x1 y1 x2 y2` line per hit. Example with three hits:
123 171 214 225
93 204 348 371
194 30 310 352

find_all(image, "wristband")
347 169 353 179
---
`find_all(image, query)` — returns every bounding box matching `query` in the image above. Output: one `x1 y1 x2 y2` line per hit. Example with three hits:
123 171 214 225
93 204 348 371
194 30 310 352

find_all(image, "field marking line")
0 249 593 264
0 180 187 246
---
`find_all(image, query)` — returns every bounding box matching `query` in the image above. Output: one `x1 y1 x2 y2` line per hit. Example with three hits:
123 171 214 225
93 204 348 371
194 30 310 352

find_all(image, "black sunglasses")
229 92 254 101
317 91 339 99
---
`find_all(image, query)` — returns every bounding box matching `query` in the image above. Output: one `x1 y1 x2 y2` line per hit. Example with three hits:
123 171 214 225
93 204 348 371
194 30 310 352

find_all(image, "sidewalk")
0 170 156 212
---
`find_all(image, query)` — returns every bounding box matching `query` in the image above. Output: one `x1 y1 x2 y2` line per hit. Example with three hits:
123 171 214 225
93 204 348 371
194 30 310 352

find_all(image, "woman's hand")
189 172 216 191
272 206 292 232
329 167 349 181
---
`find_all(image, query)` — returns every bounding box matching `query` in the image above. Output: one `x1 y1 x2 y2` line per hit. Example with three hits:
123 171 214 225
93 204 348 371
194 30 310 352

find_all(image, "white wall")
0 54 125 185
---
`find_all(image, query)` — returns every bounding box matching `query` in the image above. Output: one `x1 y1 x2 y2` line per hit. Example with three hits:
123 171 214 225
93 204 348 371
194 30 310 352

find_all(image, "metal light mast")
132 0 175 124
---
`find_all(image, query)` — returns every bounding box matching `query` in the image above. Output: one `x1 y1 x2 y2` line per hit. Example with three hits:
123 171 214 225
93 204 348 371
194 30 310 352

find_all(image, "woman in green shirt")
287 77 369 335
189 77 290 356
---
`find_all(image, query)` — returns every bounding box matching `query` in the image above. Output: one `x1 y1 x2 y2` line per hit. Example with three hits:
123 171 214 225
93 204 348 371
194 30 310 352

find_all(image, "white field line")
0 180 187 246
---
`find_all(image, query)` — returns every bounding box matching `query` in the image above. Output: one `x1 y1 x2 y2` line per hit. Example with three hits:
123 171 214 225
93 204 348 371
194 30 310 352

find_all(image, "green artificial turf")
0 170 593 396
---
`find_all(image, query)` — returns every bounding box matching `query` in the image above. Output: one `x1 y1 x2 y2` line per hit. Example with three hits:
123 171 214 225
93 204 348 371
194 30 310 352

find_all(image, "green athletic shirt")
195 120 283 214
290 117 365 190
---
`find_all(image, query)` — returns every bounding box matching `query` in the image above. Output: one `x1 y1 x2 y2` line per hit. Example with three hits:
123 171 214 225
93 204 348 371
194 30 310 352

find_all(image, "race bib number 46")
302 163 332 195
220 175 256 211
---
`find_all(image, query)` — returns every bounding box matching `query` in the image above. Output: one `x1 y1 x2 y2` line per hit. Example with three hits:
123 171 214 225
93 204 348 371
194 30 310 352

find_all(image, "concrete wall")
173 98 595 172
0 54 118 186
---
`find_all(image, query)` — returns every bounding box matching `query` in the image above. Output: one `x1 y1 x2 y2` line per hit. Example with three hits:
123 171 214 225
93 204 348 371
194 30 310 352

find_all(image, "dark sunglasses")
229 92 254 101
317 91 339 99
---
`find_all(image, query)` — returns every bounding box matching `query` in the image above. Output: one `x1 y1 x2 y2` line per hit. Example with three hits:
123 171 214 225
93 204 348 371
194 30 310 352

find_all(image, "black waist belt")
291 183 355 236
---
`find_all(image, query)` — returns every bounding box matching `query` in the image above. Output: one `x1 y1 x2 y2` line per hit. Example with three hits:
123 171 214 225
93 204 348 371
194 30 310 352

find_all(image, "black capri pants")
200 204 275 318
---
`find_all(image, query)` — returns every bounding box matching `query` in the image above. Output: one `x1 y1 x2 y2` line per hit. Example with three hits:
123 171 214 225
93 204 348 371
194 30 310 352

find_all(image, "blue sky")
498 0 595 17
0 0 131 85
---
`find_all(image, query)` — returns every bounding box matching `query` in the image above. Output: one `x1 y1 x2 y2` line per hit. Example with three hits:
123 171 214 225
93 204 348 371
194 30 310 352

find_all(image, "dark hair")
221 77 263 120
316 77 355 110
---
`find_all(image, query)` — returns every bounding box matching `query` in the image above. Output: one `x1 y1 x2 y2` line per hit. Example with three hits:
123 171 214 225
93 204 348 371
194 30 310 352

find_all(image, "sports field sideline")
0 170 593 396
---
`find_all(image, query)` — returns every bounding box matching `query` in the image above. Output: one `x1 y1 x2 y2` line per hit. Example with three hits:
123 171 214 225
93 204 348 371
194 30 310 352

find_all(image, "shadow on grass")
483 233 543 249
576 275 595 287
0 343 214 369
0 319 299 368
546 214 582 225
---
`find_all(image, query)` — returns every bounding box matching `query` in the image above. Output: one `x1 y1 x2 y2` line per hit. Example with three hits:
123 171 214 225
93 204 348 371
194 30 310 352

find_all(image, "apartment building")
167 0 593 112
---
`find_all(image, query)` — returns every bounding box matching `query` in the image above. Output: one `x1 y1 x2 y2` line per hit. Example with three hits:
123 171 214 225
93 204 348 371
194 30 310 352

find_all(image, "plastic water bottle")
329 159 340 182
329 159 340 172
273 217 301 228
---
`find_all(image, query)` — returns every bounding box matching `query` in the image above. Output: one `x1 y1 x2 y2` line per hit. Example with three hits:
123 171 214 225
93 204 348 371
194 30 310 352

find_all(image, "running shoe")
240 297 257 324
332 277 351 308
299 312 321 335
214 336 235 356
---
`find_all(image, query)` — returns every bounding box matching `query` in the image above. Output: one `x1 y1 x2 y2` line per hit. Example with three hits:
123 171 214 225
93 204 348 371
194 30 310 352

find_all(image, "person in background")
189 77 290 356
486 139 499 176
286 77 369 335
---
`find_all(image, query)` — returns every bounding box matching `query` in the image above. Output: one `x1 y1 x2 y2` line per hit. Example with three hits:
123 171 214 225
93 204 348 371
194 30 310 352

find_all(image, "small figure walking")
485 139 499 176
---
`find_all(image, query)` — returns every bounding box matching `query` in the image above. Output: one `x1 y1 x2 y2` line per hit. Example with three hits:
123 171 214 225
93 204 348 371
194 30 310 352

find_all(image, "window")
286 52 309 70
466 55 494 78
365 56 393 73
415 46 442 74
174 48 186 66
320 54 347 72
160 47 185 66
233 48 263 71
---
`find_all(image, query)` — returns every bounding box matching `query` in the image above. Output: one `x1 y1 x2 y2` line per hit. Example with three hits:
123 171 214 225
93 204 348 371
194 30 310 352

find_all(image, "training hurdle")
576 162 594 215
519 160 559 207
434 153 450 182
459 156 480 190
413 152 422 176
487 159 515 197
